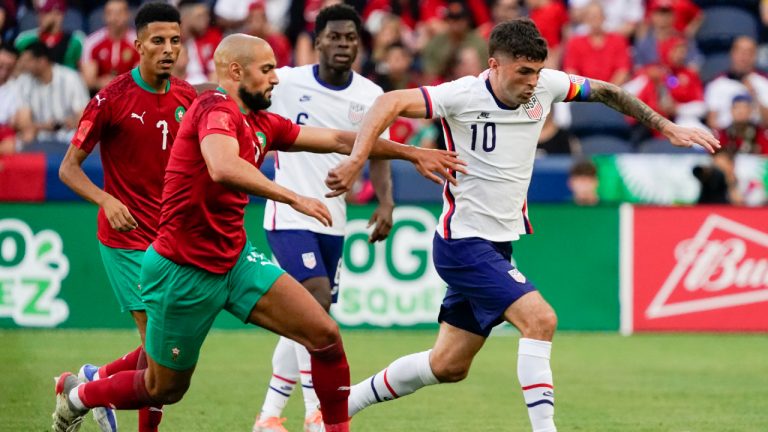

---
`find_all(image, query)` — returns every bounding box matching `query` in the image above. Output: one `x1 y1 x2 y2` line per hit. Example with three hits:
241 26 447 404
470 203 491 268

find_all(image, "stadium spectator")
705 36 768 130
526 0 568 67
243 0 292 67
179 0 222 85
14 41 88 149
0 1 18 43
14 0 85 70
653 0 703 38
625 36 705 131
568 159 599 205
420 1 487 82
562 1 632 86
478 0 522 40
0 42 18 154
213 0 290 34
717 94 768 155
372 42 417 92
365 13 408 75
569 0 643 38
634 0 702 69
81 0 139 93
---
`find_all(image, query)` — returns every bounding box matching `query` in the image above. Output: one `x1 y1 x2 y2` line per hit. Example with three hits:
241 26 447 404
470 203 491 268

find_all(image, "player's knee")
431 361 470 383
146 378 190 405
529 309 558 339
305 317 340 350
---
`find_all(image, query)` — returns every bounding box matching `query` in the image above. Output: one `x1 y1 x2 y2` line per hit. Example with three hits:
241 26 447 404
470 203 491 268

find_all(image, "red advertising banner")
624 205 768 332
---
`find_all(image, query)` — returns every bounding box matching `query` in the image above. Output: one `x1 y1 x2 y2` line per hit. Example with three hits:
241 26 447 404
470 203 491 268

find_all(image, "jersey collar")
485 79 517 111
312 64 353 91
131 67 171 94
216 86 248 114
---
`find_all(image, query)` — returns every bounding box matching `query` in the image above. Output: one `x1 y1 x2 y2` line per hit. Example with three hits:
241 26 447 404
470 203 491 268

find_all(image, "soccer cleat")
78 364 118 432
304 409 325 432
252 415 289 432
52 373 87 432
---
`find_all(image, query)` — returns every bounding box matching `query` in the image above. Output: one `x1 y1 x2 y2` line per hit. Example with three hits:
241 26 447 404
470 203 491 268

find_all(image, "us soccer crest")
523 95 543 121
302 252 317 269
348 102 366 124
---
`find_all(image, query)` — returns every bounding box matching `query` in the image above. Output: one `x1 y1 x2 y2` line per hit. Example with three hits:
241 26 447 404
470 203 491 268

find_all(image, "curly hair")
135 2 181 33
489 19 548 62
315 3 362 37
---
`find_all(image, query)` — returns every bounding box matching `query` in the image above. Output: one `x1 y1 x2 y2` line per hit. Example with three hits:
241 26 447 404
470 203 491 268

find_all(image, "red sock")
79 369 154 410
139 407 164 432
309 340 350 428
136 349 164 432
99 345 143 378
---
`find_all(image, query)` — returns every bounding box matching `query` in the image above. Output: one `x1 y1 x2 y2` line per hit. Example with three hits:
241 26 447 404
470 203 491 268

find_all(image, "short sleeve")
266 112 301 151
71 91 111 153
199 107 239 141
546 69 591 103
420 76 475 119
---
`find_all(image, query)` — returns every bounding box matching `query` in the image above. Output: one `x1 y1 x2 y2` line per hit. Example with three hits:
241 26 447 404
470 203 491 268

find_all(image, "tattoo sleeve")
586 78 672 133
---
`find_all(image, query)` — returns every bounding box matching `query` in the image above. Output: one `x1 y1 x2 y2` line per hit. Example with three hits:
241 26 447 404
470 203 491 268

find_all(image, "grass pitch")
1 329 766 431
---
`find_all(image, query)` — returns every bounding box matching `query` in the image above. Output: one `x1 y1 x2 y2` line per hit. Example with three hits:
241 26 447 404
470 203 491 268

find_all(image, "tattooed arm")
585 78 721 153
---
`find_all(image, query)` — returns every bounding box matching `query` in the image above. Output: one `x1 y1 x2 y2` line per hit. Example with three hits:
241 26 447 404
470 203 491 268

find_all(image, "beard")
238 86 272 112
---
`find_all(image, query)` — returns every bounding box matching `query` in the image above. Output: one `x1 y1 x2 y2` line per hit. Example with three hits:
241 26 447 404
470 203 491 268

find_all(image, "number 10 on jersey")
470 122 496 152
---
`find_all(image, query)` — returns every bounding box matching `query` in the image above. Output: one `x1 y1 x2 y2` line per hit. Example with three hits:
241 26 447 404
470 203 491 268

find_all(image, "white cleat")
52 373 87 432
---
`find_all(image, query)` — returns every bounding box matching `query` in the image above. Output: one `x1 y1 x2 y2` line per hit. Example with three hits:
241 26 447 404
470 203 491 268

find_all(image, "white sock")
259 336 299 419
518 338 556 432
294 340 320 418
68 385 86 411
348 350 438 417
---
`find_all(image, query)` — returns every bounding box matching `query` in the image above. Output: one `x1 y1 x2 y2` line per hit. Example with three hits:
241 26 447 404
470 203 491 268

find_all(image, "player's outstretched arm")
201 133 332 226
325 89 431 197
586 78 721 153
59 144 138 232
290 125 467 191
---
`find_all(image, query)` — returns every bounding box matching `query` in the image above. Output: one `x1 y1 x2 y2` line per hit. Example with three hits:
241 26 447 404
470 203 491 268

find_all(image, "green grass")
2 329 767 431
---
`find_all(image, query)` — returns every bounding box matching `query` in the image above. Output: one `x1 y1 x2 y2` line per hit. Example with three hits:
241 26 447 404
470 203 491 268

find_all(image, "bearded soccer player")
52 34 465 432
326 19 720 431
57 3 195 432
253 5 394 431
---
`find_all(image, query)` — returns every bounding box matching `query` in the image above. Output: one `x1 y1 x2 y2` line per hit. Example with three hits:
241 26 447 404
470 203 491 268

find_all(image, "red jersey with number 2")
72 68 197 250
153 90 300 274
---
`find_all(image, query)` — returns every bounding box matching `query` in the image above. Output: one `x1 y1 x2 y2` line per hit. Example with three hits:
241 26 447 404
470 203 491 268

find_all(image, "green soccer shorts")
140 241 285 370
99 242 146 313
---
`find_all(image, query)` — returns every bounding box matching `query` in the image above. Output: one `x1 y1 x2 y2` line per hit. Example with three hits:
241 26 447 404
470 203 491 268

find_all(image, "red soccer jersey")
72 67 197 250
153 89 300 274
83 28 140 78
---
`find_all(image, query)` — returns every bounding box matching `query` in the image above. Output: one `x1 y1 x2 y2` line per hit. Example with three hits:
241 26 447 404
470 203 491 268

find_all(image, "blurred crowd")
0 0 767 200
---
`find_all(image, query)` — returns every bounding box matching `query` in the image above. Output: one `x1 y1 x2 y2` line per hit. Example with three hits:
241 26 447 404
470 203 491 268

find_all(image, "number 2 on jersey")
470 122 496 152
156 120 169 150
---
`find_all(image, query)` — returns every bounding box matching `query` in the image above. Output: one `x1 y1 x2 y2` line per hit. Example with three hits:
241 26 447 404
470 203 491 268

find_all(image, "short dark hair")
315 3 362 37
570 160 597 177
489 19 548 62
23 41 53 61
135 2 181 33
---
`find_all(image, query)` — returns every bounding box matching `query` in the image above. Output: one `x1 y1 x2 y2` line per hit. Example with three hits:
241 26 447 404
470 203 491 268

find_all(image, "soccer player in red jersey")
57 3 195 432
52 34 464 432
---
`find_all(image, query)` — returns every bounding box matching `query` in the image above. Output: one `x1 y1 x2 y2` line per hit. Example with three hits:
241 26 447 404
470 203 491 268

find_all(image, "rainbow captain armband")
564 74 591 102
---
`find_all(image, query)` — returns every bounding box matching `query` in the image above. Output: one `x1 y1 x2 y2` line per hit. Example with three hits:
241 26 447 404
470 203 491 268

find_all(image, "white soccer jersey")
422 69 585 242
264 64 388 235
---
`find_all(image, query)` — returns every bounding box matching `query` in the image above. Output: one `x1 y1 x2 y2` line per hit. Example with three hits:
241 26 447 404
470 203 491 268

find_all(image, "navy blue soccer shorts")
265 229 344 303
433 233 537 337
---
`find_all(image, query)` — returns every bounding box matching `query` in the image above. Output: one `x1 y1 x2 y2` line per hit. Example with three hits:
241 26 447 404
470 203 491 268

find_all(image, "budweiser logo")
646 214 768 319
